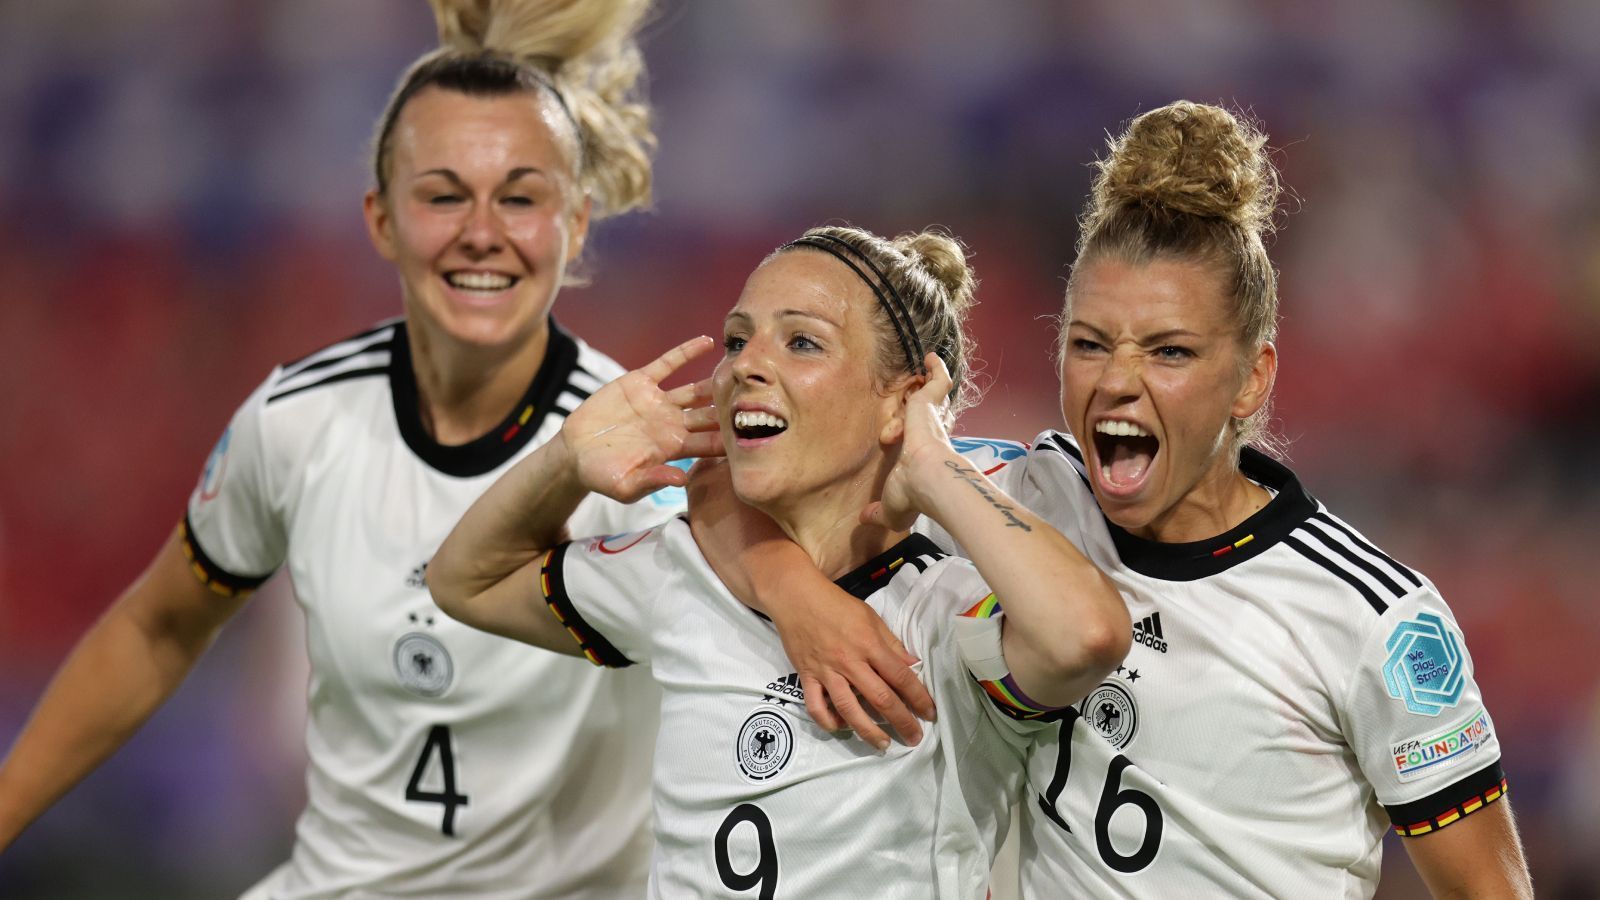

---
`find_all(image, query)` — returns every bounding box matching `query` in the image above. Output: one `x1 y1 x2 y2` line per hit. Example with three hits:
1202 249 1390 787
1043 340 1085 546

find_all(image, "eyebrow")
414 167 548 189
723 308 843 330
1069 321 1202 344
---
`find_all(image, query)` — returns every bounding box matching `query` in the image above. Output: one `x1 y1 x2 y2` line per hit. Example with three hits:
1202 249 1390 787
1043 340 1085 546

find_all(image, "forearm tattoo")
943 459 1033 531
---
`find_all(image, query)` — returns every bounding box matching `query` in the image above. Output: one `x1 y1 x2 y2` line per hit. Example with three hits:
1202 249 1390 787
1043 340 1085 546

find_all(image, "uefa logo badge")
736 708 795 782
393 632 454 697
1084 680 1139 749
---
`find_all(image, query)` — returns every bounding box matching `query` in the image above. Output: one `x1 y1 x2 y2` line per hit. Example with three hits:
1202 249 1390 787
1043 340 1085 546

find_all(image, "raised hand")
562 335 723 503
862 353 958 531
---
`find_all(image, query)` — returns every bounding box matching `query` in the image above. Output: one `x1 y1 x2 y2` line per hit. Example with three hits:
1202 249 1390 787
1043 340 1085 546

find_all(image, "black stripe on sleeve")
278 335 393 382
266 366 390 404
179 514 274 598
1311 512 1423 589
1283 535 1388 614
1386 761 1508 837
539 544 634 668
1298 522 1406 599
279 322 396 375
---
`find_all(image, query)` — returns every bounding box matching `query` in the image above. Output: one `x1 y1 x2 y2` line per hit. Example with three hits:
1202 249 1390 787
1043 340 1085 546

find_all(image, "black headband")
780 234 926 375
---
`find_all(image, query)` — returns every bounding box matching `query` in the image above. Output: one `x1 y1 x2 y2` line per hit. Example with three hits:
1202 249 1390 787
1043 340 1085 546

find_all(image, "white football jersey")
945 432 1507 899
542 519 1034 899
186 319 683 899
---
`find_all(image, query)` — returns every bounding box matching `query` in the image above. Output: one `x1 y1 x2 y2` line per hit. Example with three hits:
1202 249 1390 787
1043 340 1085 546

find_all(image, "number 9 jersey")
939 433 1507 899
186 320 681 899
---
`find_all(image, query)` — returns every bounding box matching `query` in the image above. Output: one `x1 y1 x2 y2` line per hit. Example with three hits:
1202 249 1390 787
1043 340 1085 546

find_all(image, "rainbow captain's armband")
955 594 1060 720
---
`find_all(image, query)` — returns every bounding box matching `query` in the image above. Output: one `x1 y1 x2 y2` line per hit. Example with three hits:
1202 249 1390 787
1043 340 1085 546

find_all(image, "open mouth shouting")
1091 418 1158 499
731 409 789 445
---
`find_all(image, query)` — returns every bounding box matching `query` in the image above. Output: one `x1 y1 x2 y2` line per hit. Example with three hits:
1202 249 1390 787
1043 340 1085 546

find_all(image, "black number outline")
406 724 470 836
715 803 777 899
1036 708 1164 873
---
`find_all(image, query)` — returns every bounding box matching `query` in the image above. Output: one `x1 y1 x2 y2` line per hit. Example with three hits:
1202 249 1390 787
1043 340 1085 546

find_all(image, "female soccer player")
704 104 1534 898
0 1 678 896
428 224 1131 897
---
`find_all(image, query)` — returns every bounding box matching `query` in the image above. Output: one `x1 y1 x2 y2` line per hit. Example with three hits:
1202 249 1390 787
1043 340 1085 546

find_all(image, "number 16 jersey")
963 432 1507 899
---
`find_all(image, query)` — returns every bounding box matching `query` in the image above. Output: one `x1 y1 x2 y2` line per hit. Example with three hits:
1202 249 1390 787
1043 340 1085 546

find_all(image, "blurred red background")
2 1 1597 895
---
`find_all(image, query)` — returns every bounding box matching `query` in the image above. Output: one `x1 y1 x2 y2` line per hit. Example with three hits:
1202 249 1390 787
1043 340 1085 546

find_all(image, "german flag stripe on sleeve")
1386 761 1508 837
179 514 274 598
539 545 633 668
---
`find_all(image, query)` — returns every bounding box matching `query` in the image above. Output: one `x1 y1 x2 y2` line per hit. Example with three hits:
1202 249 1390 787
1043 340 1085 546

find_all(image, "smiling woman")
426 222 1130 897
715 102 1536 900
0 1 680 897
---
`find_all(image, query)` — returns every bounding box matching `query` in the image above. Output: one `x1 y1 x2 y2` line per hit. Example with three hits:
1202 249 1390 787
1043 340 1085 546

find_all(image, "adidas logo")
405 561 429 590
764 672 805 706
1132 612 1168 653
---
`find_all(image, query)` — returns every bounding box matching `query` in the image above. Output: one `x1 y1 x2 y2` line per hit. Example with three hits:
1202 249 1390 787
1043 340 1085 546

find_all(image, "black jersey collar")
390 318 582 478
1105 448 1318 582
833 533 945 600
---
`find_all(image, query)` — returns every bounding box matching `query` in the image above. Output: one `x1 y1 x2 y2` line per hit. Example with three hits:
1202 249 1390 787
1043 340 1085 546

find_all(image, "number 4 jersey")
542 519 1034 899
941 433 1507 899
187 320 682 899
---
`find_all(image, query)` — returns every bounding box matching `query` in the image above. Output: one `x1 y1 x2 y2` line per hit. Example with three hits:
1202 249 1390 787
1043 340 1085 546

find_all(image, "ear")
362 189 398 262
565 194 592 264
878 372 927 446
1231 341 1277 420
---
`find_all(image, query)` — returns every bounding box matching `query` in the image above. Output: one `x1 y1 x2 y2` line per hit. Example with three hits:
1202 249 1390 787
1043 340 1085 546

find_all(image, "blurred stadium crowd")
1 1 1597 896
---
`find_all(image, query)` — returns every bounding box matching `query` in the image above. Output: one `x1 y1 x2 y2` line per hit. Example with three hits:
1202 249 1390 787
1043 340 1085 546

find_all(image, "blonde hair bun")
418 0 656 219
1094 101 1278 234
892 229 977 317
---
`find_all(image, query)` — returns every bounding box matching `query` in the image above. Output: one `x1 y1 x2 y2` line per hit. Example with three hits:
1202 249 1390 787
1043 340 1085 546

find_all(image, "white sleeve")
540 521 677 668
897 559 1058 743
183 375 285 596
916 436 1033 554
1016 430 1098 549
1341 584 1507 837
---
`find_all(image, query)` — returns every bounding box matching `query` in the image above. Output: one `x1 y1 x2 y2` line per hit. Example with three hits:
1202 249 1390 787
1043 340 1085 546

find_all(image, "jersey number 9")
715 803 777 899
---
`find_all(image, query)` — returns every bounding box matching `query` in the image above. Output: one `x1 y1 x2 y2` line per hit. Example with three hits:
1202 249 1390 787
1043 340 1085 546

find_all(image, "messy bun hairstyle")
372 0 656 222
1066 100 1282 454
779 225 980 419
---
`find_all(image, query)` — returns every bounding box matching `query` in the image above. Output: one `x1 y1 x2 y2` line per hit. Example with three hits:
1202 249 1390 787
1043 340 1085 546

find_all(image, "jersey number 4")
407 724 470 836
1038 708 1164 873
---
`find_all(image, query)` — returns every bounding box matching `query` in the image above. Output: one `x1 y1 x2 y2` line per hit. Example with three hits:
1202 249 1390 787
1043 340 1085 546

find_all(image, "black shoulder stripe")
277 335 393 384
1040 433 1092 487
540 544 634 668
267 366 389 405
561 383 593 402
1047 433 1083 463
1311 512 1422 589
1297 522 1406 599
179 514 274 598
1283 535 1388 614
279 323 396 376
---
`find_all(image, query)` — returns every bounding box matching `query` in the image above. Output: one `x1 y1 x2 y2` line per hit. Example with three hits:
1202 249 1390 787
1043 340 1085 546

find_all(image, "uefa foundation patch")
1391 708 1492 783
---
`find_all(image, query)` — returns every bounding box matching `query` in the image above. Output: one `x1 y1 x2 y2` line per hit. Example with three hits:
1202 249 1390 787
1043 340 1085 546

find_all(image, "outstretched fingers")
640 335 716 385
